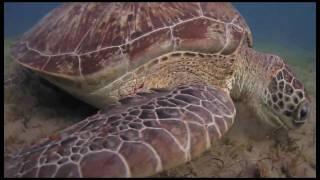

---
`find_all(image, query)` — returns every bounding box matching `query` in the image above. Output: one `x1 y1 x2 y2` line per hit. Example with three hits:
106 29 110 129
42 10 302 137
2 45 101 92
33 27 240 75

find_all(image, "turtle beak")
293 100 310 127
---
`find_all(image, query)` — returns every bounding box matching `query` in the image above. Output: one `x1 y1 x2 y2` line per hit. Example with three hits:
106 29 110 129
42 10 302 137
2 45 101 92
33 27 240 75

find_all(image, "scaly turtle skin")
6 3 310 177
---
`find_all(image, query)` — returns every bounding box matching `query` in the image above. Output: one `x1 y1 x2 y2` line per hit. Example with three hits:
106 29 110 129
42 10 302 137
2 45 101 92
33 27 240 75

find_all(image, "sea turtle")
5 2 310 177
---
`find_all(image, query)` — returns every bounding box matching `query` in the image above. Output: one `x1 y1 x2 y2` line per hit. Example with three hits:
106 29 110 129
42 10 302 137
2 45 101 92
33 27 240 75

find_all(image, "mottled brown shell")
11 2 252 80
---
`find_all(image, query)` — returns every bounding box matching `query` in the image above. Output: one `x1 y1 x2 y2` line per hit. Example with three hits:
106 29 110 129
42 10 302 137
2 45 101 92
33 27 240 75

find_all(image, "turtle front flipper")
5 84 236 178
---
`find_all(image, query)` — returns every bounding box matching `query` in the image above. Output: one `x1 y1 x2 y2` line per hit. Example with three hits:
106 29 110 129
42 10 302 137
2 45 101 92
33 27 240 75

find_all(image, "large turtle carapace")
6 2 309 177
11 2 252 107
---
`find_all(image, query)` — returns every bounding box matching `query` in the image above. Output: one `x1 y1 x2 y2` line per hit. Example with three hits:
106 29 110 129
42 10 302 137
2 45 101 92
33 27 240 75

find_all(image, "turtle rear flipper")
5 84 236 177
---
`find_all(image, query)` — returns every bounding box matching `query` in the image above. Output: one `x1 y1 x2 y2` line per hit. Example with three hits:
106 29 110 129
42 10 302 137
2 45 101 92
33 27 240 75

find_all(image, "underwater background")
4 3 316 177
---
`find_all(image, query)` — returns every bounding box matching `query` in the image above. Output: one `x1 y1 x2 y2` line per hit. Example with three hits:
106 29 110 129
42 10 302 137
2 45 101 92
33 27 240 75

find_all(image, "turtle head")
260 56 310 129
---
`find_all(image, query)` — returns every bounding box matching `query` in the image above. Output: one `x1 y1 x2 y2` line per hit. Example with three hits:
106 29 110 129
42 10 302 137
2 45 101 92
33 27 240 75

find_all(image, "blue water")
4 2 316 55
234 3 316 56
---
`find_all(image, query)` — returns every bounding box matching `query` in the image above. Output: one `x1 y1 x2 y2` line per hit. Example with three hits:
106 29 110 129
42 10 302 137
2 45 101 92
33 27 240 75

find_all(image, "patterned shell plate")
11 2 252 78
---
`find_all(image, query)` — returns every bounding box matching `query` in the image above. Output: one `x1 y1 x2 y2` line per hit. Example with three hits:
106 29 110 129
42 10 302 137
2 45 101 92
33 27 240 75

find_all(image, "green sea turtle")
5 2 310 177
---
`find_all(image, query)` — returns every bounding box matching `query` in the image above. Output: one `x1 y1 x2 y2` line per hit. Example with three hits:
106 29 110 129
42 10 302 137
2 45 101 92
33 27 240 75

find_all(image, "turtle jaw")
258 103 295 130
